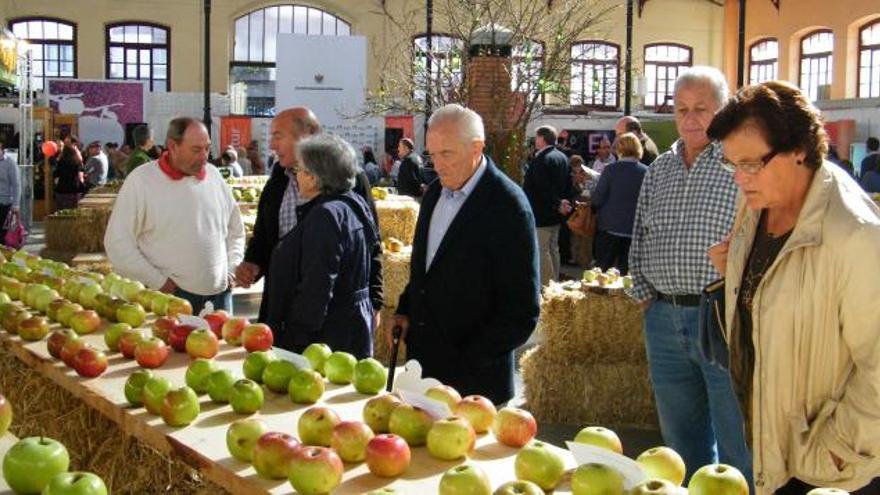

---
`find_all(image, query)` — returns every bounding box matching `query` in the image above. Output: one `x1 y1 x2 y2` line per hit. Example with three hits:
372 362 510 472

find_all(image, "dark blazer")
861 153 880 179
591 158 648 236
264 191 381 358
396 153 424 197
397 157 541 404
523 146 571 227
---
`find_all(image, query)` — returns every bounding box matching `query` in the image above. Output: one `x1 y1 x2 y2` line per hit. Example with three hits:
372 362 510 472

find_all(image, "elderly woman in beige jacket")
706 80 880 494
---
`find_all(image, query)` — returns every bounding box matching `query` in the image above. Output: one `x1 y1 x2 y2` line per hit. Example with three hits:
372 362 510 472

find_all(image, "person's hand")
708 235 731 277
159 278 177 294
558 199 573 215
234 262 260 288
387 314 410 350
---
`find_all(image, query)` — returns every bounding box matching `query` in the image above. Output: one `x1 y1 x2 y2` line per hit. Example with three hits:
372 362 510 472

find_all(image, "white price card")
177 314 210 331
391 360 442 395
398 388 453 420
272 348 312 370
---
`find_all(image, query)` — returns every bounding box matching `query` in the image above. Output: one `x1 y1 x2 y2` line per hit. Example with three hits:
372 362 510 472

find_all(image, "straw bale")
0 347 226 494
44 209 112 253
520 346 657 429
376 197 419 244
382 249 411 311
538 283 645 364
373 305 407 365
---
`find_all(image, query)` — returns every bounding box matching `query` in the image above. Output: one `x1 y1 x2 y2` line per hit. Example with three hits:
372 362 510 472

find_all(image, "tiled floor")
24 222 664 454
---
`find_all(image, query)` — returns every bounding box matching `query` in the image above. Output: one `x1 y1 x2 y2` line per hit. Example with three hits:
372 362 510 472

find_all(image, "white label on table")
197 301 214 318
177 314 210 331
398 388 453 420
566 442 649 490
391 360 442 395
272 348 312 370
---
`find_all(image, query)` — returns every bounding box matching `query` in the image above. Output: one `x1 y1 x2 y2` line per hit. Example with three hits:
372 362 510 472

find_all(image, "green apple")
636 446 686 486
77 283 103 309
514 440 566 490
229 379 264 415
142 376 173 415
574 425 623 454
151 293 171 316
329 420 375 463
688 464 749 495
388 404 433 447
287 446 344 495
425 385 462 410
161 386 200 427
42 471 108 495
288 367 325 404
298 406 341 447
206 369 237 403
302 343 332 375
242 350 276 382
571 462 625 495
55 302 83 328
363 394 402 433
124 369 155 406
185 358 219 394
0 393 11 436
631 478 680 494
261 359 298 393
493 480 544 495
33 288 60 313
353 358 387 395
121 280 145 302
2 436 70 494
439 463 492 495
324 351 357 385
0 291 10 305
104 322 132 352
226 418 269 462
426 416 476 461
116 302 146 328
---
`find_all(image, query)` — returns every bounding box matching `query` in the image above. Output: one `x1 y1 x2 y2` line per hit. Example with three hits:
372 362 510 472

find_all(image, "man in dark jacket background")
394 104 540 405
523 125 572 286
396 138 425 197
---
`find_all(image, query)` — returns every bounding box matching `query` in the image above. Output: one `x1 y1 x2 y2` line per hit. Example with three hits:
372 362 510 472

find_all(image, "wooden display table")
0 315 581 494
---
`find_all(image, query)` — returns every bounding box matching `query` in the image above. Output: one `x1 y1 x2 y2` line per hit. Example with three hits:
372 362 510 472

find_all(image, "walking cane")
385 325 403 392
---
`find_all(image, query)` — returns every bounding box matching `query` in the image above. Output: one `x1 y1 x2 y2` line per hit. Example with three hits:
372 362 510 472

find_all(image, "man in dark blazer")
394 104 541 405
395 138 425 197
523 125 572 286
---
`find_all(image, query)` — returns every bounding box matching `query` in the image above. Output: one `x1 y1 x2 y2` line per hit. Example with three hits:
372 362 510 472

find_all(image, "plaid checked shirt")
628 140 738 302
278 169 300 237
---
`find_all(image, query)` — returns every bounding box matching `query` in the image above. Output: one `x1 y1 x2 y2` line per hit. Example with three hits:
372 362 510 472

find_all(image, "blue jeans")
173 287 233 315
644 300 753 488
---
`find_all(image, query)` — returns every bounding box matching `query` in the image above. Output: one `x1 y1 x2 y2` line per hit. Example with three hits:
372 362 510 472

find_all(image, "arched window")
412 34 464 103
859 20 880 98
644 43 692 109
512 40 544 101
570 41 619 109
230 5 351 116
749 38 778 84
106 23 169 92
799 30 833 101
9 17 76 91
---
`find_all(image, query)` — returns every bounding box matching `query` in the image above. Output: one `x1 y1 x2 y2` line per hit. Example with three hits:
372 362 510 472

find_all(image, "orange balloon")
41 141 58 158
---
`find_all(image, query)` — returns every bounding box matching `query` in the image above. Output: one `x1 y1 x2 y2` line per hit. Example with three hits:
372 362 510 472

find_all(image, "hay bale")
382 249 411 310
44 209 112 253
538 283 645 364
0 345 226 495
376 196 419 245
373 305 407 365
520 346 657 429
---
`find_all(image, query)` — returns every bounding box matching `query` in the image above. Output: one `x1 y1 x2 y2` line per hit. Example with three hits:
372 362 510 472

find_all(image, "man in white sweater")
104 117 245 313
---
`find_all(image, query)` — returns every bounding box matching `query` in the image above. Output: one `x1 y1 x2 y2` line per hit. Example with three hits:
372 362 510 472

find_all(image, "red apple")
203 310 230 339
288 446 344 495
454 395 497 434
151 317 177 344
221 317 248 346
330 421 375 463
72 346 108 378
252 432 301 480
47 329 79 359
185 328 220 359
298 406 341 447
242 323 273 352
169 324 196 352
55 302 83 328
365 433 411 478
135 337 170 368
60 339 87 367
18 316 51 341
69 310 101 335
492 407 537 448
46 298 67 322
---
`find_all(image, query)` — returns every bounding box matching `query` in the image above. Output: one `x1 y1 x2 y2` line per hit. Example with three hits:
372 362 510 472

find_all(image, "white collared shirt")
425 157 487 270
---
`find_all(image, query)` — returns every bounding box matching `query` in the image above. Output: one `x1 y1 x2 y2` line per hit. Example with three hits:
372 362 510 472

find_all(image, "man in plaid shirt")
628 66 753 488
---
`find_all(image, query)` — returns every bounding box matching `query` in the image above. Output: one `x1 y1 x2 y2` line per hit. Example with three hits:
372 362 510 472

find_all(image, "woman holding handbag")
707 81 880 494
0 141 21 244
54 141 86 210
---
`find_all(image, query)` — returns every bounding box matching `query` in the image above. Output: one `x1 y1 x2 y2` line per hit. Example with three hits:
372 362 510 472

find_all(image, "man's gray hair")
298 133 357 194
427 104 485 142
674 66 730 107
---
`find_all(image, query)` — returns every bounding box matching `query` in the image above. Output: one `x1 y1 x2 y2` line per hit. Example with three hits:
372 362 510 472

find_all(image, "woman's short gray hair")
297 133 358 194
674 66 730 107
427 104 485 142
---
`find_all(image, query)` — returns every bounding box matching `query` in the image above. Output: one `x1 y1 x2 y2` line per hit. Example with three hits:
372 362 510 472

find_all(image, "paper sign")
197 301 215 318
272 347 312 370
566 442 649 489
177 314 210 331
398 388 453 420
391 360 442 395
